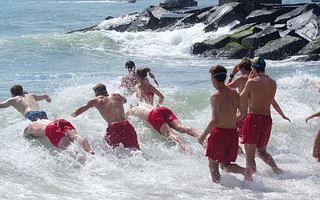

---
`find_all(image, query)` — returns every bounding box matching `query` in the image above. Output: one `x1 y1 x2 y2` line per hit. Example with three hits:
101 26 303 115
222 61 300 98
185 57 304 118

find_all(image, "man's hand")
282 115 291 123
198 134 206 145
46 95 52 103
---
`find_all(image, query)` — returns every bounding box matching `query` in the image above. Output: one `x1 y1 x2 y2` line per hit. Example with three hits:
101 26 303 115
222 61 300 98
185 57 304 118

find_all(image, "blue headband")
94 87 108 96
212 72 227 78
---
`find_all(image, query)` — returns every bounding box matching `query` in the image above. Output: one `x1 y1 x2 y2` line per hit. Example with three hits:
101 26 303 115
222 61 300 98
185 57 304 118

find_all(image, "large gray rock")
241 25 280 50
216 42 249 58
126 12 158 31
255 35 308 60
287 10 320 41
192 35 231 54
246 6 295 24
204 2 246 32
275 3 320 24
298 36 320 55
95 13 139 32
159 0 197 10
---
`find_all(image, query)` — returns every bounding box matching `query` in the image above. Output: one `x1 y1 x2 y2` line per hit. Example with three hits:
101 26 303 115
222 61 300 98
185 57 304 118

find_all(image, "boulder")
192 35 231 54
95 13 139 32
126 12 158 31
246 7 294 24
216 42 249 58
255 35 308 60
204 2 246 32
159 0 197 10
230 23 260 41
287 10 320 41
275 3 320 24
241 25 280 50
298 36 320 54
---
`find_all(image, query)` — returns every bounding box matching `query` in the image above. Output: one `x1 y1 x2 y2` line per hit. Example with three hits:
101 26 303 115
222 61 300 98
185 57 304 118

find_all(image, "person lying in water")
23 119 95 155
126 104 198 152
0 84 51 121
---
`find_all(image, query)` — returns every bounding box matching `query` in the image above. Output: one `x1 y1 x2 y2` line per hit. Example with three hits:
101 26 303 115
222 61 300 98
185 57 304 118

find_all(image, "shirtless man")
240 56 283 179
198 65 247 183
23 119 95 154
0 85 51 121
306 111 320 162
120 60 137 95
126 104 198 152
228 58 290 121
72 83 140 150
227 58 290 154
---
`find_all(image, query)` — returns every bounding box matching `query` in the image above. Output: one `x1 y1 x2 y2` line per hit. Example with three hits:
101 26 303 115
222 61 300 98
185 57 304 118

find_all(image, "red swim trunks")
241 114 272 148
45 119 75 147
147 106 178 133
105 120 140 149
206 128 238 163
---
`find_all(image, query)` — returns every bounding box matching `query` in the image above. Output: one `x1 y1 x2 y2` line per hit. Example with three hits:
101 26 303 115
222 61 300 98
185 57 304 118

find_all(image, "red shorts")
241 114 272 148
105 120 140 149
206 128 238 163
45 119 75 147
147 106 178 133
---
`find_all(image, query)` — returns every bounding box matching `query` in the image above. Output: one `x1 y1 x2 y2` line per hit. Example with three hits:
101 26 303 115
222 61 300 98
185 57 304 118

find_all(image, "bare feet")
211 171 221 183
244 168 254 181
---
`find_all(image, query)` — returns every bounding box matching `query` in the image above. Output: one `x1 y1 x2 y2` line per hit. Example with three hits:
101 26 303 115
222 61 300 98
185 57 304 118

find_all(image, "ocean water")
0 0 319 199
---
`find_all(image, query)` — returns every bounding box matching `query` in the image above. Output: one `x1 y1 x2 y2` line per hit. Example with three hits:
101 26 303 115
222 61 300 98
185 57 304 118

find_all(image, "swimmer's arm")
0 98 13 109
306 111 320 123
71 99 96 117
198 95 218 145
227 77 241 89
227 64 240 83
272 99 290 122
33 94 51 102
151 85 164 105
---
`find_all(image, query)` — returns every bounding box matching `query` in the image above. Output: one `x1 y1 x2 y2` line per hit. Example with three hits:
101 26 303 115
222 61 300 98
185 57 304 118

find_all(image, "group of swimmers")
0 57 319 184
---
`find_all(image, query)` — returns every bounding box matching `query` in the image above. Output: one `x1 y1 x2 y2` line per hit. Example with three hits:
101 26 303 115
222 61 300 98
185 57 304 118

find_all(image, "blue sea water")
0 0 319 199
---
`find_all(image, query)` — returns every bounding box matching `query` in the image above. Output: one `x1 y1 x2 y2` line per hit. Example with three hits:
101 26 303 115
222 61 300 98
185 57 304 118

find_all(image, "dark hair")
136 67 150 79
10 85 24 97
209 65 227 82
238 57 252 71
93 83 108 97
125 60 135 69
136 67 160 87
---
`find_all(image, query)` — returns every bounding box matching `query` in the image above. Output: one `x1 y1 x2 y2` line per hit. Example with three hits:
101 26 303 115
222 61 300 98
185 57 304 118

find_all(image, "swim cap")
252 56 266 69
125 60 135 69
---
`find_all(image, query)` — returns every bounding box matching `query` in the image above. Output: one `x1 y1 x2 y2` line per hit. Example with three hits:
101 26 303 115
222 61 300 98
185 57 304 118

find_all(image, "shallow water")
0 0 319 199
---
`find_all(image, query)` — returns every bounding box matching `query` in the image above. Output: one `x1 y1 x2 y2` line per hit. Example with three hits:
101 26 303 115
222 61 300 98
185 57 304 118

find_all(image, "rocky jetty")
68 0 320 61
